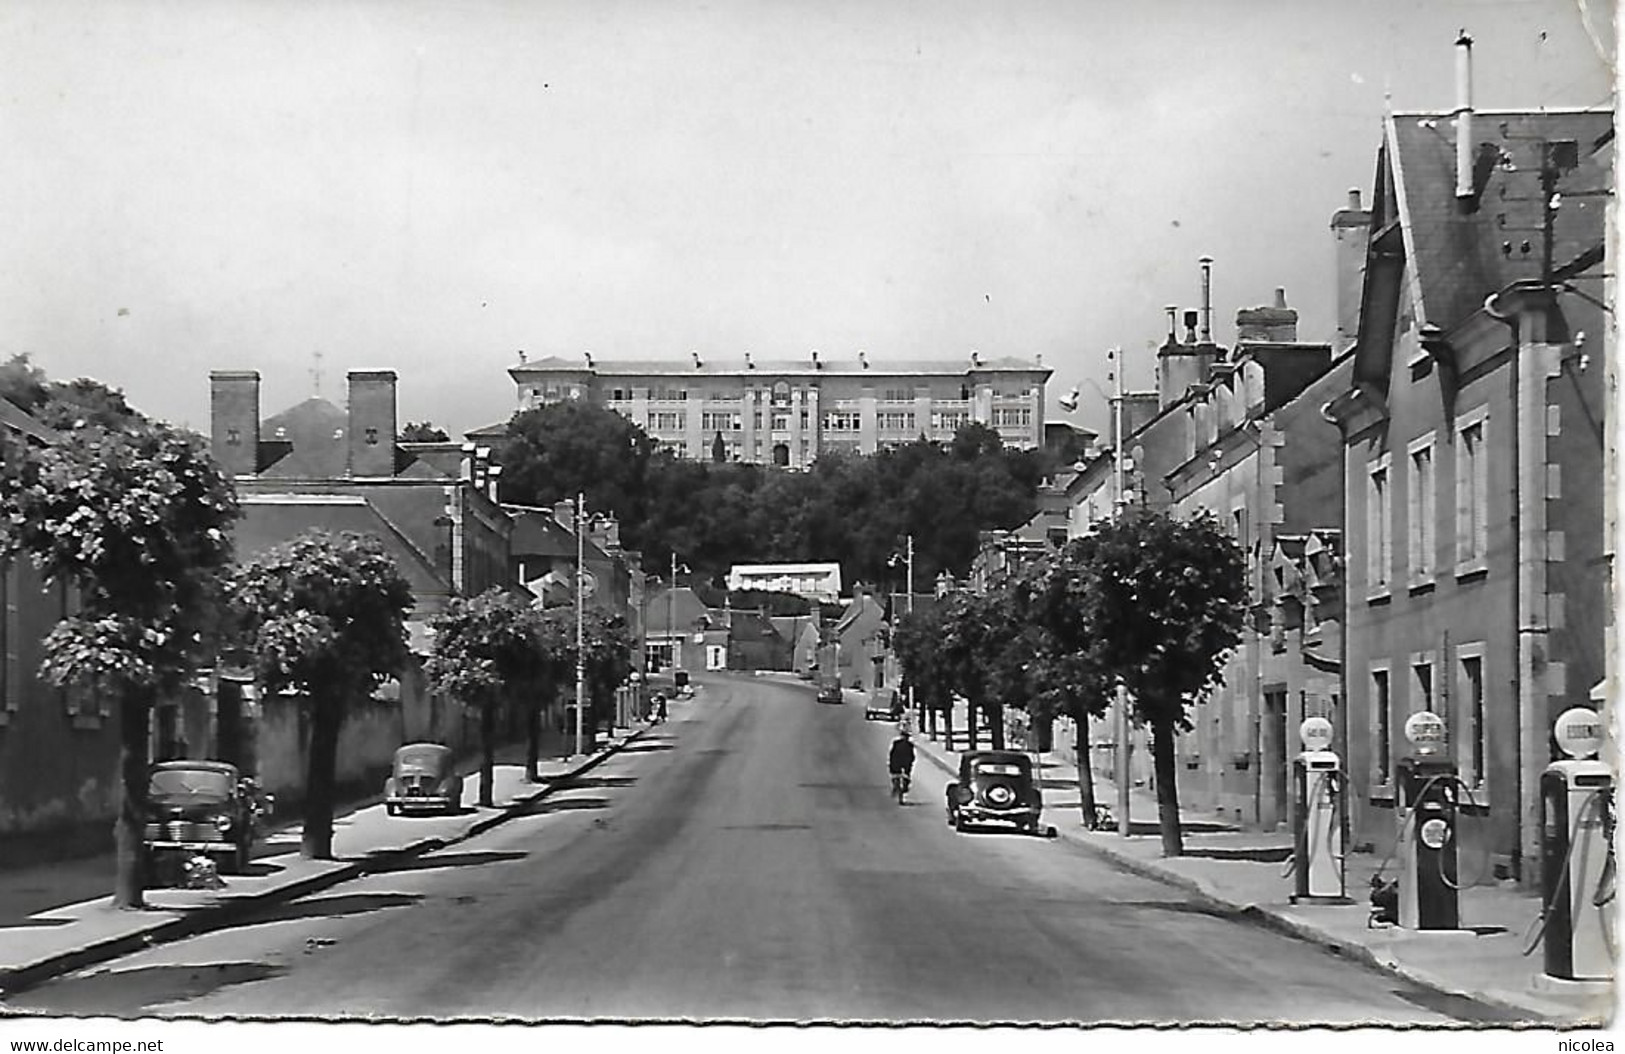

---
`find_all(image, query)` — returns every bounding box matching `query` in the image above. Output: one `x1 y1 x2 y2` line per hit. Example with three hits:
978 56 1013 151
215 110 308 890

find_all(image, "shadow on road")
560 775 639 789
617 743 676 754
364 850 529 876
7 961 288 1017
521 796 611 816
246 891 423 927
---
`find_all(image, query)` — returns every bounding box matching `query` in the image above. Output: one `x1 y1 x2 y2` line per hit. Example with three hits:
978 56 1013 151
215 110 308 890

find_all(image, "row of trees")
893 510 1248 857
493 400 1055 588
1 357 632 908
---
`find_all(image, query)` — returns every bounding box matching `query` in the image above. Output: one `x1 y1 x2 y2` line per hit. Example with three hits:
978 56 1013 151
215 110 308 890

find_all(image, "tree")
231 530 414 859
0 410 239 908
425 588 545 806
1066 510 1247 855
894 602 952 741
498 401 653 531
400 421 450 442
526 608 575 780
1028 549 1118 829
938 591 1008 751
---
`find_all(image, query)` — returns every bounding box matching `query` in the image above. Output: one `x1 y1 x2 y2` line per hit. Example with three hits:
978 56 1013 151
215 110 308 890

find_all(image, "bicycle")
890 770 911 805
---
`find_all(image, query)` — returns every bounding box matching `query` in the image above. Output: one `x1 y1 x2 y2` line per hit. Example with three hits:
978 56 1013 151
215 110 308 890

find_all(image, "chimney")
1454 31 1475 211
811 348 821 369
209 370 261 477
1235 288 1300 343
1331 188 1373 352
485 464 502 503
460 441 476 483
1199 257 1215 343
859 349 869 369
745 350 754 370
346 370 398 477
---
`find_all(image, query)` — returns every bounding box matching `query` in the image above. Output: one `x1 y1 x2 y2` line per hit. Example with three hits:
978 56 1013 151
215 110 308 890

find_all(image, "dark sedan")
945 750 1045 834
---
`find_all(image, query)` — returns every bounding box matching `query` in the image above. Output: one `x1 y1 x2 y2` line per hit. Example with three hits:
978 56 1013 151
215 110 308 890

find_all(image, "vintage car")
816 679 843 705
143 760 269 879
945 750 1045 834
383 743 464 816
863 688 903 722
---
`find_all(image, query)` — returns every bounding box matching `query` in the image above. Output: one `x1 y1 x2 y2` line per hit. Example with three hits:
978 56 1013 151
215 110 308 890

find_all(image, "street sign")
1553 707 1605 760
1403 711 1447 754
1299 717 1334 752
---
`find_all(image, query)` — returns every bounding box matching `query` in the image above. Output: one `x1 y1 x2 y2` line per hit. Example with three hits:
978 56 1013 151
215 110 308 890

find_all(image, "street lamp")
887 535 916 726
1108 346 1132 838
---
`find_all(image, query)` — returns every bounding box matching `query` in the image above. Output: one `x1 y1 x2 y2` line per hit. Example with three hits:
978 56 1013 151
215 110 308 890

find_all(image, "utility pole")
575 492 586 758
669 550 678 673
1112 347 1132 838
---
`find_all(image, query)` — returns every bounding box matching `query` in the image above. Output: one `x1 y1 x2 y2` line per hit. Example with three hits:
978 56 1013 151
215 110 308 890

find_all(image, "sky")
0 0 1614 441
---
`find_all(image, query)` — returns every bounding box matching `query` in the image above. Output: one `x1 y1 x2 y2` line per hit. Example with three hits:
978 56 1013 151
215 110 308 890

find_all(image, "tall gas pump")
1290 717 1349 904
1540 707 1614 983
1397 711 1458 930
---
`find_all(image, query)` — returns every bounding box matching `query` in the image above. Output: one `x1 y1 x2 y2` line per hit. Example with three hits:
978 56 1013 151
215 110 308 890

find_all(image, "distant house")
726 562 843 603
830 591 888 691
643 585 714 672
727 609 791 671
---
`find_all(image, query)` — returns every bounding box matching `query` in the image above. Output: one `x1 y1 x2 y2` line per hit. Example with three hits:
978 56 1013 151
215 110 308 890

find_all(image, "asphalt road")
9 674 1502 1025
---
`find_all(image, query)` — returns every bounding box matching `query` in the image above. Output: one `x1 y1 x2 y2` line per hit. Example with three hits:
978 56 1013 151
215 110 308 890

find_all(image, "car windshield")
149 769 233 800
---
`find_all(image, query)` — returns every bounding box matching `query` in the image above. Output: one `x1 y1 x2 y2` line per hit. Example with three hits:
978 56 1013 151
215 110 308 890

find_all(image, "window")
701 411 741 432
1456 413 1488 569
771 412 790 431
651 412 685 432
1457 647 1487 790
650 386 687 402
1407 435 1436 583
931 409 969 431
823 411 860 432
878 411 915 432
882 387 914 403
1371 667 1392 786
994 407 1032 428
1411 653 1435 714
1366 456 1391 594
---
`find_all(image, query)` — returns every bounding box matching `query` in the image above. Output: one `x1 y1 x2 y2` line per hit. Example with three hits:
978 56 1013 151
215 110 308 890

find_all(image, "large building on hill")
484 350 1052 468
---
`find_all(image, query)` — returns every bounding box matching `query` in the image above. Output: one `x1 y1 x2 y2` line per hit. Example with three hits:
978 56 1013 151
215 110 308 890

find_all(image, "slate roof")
0 397 60 444
1387 108 1613 331
256 397 349 478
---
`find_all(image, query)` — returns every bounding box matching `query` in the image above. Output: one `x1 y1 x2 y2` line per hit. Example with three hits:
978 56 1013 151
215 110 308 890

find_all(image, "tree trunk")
479 697 496 808
216 679 245 772
988 703 1006 750
966 697 979 751
940 705 954 750
302 695 344 860
1152 719 1183 857
1075 714 1099 829
112 689 152 910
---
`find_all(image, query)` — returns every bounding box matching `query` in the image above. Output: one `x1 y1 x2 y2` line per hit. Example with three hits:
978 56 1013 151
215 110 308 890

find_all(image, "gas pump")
1540 707 1614 983
1397 711 1458 930
1290 716 1349 904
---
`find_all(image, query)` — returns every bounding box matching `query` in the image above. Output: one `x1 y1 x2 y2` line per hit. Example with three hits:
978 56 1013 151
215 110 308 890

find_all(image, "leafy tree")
498 401 653 532
526 608 575 780
0 353 49 413
583 609 632 730
1028 549 1118 829
400 421 450 442
426 588 546 806
938 591 1008 751
232 530 414 859
894 602 952 740
0 410 239 908
1065 510 1247 855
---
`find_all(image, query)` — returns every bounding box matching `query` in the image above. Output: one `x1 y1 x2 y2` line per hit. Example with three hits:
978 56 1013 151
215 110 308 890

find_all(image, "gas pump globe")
1290 717 1349 904
1397 711 1459 930
1540 707 1614 983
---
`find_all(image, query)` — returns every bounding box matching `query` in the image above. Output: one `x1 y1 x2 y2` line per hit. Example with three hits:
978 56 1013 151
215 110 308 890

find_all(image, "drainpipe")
1486 287 1549 886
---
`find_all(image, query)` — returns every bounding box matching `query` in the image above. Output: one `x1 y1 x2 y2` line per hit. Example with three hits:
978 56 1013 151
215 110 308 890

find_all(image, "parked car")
817 679 843 705
143 759 269 879
945 750 1047 834
383 743 464 816
864 688 903 721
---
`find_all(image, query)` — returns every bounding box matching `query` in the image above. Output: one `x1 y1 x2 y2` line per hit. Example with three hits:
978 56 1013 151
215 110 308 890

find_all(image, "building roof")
256 397 350 478
234 493 446 597
644 586 712 635
0 397 60 444
1386 107 1612 333
511 354 1050 380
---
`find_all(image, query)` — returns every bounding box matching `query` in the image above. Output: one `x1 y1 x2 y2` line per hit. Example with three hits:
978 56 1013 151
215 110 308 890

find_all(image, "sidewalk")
0 717 666 1000
911 703 1615 1026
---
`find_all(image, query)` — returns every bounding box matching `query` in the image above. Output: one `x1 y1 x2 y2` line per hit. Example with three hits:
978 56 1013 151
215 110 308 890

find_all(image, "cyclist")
887 728 915 800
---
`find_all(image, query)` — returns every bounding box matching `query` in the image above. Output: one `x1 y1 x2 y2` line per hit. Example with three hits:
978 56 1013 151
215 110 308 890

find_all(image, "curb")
911 735 1581 1025
0 725 651 1001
